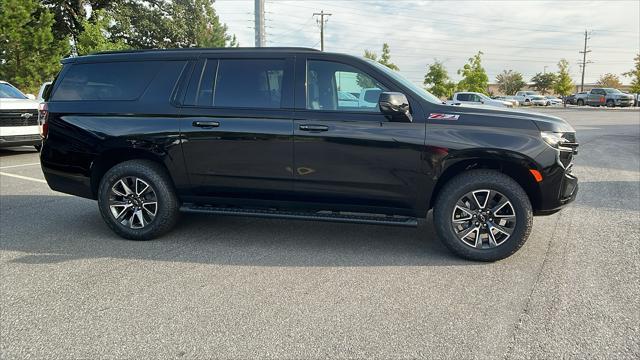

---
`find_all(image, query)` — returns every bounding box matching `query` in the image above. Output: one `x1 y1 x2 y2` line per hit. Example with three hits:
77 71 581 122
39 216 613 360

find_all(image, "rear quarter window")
51 61 162 101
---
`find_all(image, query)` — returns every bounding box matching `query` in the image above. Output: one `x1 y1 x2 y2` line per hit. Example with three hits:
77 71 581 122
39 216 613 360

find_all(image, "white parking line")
0 162 41 170
0 171 47 184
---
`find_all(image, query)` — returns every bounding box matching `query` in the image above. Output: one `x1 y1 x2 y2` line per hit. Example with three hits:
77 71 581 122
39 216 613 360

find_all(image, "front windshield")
604 88 621 94
478 93 492 101
367 59 442 104
0 83 27 99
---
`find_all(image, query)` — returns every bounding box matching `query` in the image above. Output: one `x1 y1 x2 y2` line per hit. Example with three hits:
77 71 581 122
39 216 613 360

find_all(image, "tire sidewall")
434 172 532 261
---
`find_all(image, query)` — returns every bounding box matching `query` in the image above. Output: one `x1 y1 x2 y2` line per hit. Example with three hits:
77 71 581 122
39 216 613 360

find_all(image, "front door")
292 57 426 213
179 57 295 201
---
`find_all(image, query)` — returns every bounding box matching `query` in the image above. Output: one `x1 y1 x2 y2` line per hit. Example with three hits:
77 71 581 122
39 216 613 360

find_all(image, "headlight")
541 131 577 152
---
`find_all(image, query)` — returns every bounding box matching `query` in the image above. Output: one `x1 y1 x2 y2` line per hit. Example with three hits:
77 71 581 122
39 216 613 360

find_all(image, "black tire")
577 99 584 106
433 170 533 262
34 144 41 152
606 99 615 108
98 160 179 240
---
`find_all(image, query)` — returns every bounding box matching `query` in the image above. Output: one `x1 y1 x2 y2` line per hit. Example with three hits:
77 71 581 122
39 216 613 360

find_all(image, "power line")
312 10 332 51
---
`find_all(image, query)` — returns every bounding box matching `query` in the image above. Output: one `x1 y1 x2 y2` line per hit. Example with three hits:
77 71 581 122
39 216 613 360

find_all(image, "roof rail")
93 47 320 55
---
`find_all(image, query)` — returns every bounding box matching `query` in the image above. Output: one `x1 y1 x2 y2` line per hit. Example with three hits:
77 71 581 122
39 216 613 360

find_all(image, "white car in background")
447 92 514 108
544 96 563 106
0 81 41 150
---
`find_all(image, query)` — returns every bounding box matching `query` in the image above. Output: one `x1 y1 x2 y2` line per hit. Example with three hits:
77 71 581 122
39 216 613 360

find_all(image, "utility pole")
313 10 332 51
254 0 265 47
579 30 592 92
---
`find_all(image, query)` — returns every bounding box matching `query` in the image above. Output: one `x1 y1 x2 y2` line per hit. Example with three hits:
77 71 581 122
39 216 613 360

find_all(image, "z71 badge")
428 113 460 120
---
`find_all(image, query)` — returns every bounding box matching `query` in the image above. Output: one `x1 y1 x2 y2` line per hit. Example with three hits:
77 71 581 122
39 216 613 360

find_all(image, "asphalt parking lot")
1 108 639 359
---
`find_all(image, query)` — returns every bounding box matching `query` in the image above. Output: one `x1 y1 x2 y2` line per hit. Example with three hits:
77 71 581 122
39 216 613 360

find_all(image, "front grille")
0 110 39 127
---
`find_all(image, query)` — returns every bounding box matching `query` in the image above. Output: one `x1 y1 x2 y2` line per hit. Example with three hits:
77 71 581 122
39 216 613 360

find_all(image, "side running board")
180 204 418 227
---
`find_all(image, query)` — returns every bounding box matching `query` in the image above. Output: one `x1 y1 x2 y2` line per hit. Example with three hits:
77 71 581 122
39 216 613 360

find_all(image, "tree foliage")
553 59 574 96
623 54 640 93
359 43 399 88
76 9 127 55
457 51 489 93
596 73 623 88
495 70 525 95
0 0 69 94
423 60 456 99
110 0 234 49
530 72 557 95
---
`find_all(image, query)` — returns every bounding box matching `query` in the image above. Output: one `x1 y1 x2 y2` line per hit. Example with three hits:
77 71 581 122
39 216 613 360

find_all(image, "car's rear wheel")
98 160 179 240
606 99 615 107
433 170 533 261
577 99 584 106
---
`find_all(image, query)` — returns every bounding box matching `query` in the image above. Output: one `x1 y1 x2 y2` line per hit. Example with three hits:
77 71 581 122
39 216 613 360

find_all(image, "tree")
109 0 235 49
42 0 117 43
0 0 69 94
495 70 525 95
457 51 489 93
623 54 640 93
553 59 574 97
358 44 399 88
379 43 399 71
423 60 456 99
76 9 128 55
596 73 623 88
530 72 557 95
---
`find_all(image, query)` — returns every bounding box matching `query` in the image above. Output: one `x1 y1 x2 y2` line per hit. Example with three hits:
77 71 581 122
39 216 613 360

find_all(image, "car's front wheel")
433 170 533 261
606 99 615 107
98 160 179 240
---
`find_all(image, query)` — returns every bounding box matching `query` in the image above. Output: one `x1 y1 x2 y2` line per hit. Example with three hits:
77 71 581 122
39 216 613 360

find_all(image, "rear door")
178 55 295 201
291 55 426 213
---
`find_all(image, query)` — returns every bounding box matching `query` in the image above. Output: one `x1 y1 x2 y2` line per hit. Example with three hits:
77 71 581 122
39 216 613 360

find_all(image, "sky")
215 0 640 87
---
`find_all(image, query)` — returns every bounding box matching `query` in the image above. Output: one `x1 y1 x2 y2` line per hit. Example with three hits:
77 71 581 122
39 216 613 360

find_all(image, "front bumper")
533 146 579 216
0 125 40 147
0 134 41 147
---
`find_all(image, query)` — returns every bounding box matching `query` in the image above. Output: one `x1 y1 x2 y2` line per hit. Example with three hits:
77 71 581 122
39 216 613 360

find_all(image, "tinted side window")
51 61 161 101
213 59 284 109
307 60 387 112
457 93 470 101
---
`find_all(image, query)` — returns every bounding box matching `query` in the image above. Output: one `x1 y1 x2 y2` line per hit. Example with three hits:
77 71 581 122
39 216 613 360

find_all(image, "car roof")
62 47 323 64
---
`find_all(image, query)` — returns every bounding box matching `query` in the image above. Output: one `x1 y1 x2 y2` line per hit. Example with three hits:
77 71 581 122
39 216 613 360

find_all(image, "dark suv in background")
39 48 578 261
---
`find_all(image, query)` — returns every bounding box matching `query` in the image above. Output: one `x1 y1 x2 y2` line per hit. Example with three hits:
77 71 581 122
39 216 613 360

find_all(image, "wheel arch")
89 148 173 199
429 151 542 212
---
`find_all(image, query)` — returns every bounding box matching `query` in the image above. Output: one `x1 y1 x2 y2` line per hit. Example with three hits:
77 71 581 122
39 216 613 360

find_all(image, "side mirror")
26 94 36 100
378 92 412 122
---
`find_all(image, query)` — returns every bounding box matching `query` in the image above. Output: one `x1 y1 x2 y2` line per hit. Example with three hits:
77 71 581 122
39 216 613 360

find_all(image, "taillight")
38 102 48 138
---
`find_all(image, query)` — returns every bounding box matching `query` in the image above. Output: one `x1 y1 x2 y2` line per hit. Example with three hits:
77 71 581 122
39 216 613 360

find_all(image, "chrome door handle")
193 121 220 128
299 124 328 132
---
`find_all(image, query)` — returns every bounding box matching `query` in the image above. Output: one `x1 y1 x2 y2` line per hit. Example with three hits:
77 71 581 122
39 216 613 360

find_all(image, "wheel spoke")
472 190 490 209
492 199 515 218
135 178 150 196
110 203 132 219
452 205 473 223
113 179 134 196
142 202 157 217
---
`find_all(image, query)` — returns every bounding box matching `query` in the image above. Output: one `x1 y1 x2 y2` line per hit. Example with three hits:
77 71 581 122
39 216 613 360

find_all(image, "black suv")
39 48 578 261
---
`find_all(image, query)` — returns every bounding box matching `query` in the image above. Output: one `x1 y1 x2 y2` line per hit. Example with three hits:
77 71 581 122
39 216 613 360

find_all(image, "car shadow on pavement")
0 195 474 267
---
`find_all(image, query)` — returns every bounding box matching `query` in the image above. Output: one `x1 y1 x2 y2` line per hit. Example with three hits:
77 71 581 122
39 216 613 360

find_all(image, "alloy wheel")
109 176 158 229
451 189 516 249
